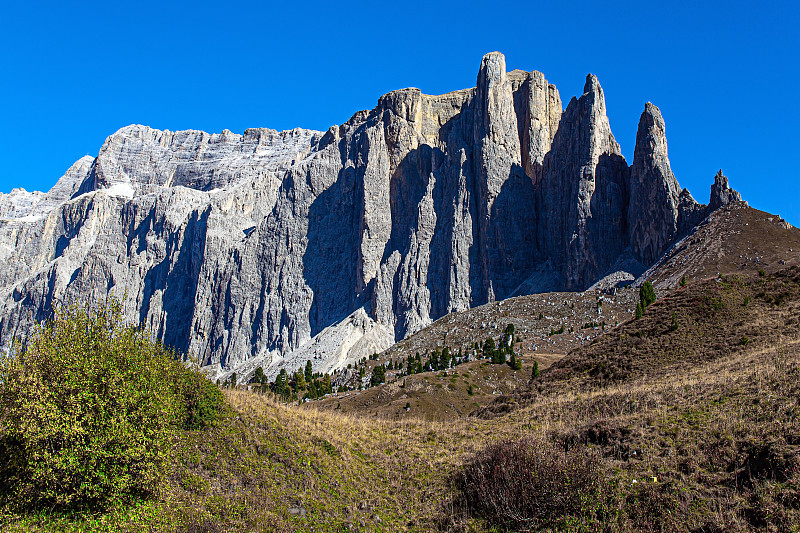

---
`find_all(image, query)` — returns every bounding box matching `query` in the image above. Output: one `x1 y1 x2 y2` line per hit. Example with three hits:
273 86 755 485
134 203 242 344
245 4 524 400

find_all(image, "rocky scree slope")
0 52 740 382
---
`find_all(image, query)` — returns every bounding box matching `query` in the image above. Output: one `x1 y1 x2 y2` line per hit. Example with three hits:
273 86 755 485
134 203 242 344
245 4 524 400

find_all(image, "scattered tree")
370 365 385 387
305 360 313 384
640 281 656 309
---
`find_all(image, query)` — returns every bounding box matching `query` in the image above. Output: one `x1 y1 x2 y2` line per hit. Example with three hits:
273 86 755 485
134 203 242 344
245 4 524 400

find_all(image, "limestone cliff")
0 52 741 382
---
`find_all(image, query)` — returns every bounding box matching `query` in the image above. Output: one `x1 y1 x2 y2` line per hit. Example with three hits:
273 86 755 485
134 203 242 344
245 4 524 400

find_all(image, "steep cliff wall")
0 52 740 381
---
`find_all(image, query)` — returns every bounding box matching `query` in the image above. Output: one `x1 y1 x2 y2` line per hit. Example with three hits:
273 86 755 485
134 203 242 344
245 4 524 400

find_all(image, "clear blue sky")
1 1 798 225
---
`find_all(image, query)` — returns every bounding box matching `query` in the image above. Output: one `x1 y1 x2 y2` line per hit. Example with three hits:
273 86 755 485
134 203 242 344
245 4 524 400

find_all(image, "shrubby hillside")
3 269 799 531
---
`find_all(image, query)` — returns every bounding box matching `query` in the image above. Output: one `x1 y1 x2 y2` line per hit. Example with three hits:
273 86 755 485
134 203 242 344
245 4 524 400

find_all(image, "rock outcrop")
628 102 682 267
540 74 631 289
0 52 741 382
709 169 742 210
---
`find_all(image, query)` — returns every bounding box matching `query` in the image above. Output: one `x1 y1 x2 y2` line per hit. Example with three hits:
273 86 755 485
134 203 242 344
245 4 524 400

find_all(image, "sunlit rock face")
0 52 739 382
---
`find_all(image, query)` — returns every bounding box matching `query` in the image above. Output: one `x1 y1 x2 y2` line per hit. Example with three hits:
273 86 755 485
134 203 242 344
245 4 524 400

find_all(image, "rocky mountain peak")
539 72 628 289
628 102 682 266
0 52 750 384
477 52 507 89
582 74 601 98
710 169 742 210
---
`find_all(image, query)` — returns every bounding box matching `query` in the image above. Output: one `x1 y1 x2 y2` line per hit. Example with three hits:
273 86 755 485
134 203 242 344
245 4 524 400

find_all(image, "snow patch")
103 182 135 199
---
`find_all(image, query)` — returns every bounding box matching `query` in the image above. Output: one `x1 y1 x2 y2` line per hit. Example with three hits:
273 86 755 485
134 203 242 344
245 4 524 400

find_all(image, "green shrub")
179 369 224 431
0 298 222 510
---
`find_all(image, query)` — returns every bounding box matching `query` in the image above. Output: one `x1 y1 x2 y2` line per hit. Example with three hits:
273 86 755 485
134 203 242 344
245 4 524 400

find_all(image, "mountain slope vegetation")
3 267 800 531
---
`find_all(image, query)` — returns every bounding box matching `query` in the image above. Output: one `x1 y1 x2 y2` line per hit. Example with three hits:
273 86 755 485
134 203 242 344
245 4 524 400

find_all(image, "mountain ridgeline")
0 52 740 380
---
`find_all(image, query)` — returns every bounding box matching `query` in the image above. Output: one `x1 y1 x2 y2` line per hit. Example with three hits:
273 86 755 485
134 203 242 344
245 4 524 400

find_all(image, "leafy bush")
179 368 224 431
456 437 612 531
0 298 222 510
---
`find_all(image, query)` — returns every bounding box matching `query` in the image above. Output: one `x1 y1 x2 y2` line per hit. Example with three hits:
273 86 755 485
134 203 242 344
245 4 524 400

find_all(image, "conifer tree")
253 366 266 386
294 370 307 391
274 368 289 398
483 337 496 359
640 281 656 308
370 364 385 387
305 360 313 383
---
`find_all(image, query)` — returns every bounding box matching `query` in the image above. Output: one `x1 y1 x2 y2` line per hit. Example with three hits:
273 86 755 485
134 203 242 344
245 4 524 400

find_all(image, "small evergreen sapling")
531 360 540 379
669 312 679 331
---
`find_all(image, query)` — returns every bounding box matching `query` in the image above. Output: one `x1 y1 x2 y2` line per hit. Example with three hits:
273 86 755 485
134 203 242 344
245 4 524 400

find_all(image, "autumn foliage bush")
0 298 223 510
456 437 613 531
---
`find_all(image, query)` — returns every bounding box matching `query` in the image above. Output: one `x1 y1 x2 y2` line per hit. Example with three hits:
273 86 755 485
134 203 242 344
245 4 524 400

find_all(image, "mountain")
0 52 742 381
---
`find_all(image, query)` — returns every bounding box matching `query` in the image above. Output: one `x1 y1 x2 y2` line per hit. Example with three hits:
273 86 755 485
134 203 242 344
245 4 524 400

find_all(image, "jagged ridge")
0 52 741 381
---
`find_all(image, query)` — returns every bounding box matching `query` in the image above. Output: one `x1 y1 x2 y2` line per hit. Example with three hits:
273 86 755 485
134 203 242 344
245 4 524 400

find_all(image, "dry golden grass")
5 268 800 532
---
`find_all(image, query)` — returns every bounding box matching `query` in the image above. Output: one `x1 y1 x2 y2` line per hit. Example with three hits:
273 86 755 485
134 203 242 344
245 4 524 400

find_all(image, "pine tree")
253 367 266 386
370 364 385 387
294 370 307 391
635 300 644 319
305 360 313 384
483 337 496 359
274 369 289 398
640 281 656 308
492 346 505 365
531 360 540 379
321 374 332 395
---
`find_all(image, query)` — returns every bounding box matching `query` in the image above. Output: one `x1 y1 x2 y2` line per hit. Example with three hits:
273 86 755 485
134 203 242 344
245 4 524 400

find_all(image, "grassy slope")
316 357 560 421
4 268 800 532
646 204 800 288
377 287 637 365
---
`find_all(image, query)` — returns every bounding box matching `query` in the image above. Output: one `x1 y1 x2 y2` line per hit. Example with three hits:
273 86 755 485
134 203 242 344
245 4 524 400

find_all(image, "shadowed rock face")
628 102 682 267
0 52 741 381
